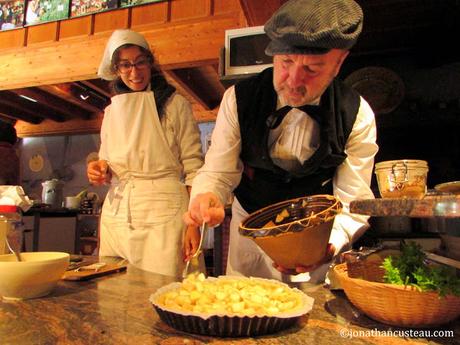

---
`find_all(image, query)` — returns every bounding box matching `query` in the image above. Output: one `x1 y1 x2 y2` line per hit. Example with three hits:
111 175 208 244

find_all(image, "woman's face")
116 46 152 91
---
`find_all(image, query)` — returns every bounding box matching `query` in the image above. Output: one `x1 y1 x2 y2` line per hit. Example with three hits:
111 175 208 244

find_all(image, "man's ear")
339 50 350 65
333 50 349 77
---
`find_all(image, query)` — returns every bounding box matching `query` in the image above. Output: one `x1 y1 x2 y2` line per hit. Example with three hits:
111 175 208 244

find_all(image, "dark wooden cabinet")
23 209 99 255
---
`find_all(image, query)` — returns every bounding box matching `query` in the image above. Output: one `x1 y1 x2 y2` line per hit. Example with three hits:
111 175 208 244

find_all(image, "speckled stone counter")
350 195 460 218
1 257 458 345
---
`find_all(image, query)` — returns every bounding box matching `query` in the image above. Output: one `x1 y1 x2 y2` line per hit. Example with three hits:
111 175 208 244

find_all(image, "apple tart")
150 273 314 337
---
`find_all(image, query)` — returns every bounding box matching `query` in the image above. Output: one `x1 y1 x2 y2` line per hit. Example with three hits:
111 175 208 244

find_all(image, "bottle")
0 205 23 255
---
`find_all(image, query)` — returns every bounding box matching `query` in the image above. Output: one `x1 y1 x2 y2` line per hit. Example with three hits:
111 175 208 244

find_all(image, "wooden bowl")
239 195 341 269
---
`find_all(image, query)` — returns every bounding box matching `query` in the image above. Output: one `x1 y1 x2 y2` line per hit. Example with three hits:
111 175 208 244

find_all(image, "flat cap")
264 0 363 56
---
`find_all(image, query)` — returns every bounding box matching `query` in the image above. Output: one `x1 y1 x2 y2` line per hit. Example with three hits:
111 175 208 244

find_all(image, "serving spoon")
5 236 21 261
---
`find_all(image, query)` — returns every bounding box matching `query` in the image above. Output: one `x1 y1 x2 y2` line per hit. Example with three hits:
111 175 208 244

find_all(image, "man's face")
273 49 349 107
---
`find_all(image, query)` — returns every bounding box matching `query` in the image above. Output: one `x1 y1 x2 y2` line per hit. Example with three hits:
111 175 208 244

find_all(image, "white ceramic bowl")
0 252 70 300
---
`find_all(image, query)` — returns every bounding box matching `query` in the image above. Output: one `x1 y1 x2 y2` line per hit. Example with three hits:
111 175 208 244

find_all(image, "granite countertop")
350 195 460 218
1 257 458 345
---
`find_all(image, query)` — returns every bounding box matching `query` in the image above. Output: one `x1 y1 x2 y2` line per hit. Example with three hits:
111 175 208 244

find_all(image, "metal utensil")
5 236 21 261
182 222 208 279
424 251 460 270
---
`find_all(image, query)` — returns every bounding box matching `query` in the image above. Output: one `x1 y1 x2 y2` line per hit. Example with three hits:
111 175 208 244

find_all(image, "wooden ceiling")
1 0 458 136
0 81 110 124
0 60 230 136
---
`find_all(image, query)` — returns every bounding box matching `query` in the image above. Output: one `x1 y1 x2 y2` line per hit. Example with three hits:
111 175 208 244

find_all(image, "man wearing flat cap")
185 0 378 283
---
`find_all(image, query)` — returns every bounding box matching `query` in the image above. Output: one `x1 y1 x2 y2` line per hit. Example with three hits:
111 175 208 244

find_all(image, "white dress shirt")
191 85 378 281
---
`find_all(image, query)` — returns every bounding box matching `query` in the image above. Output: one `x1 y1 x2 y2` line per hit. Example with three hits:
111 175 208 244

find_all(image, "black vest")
234 68 360 213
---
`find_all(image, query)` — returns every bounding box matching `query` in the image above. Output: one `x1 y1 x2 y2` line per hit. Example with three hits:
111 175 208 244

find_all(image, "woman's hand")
183 192 225 227
183 225 201 261
272 243 336 275
87 160 111 186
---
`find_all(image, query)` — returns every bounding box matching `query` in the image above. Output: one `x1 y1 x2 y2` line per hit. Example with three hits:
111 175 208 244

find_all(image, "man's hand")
182 225 200 261
273 243 336 275
183 192 225 227
87 160 111 186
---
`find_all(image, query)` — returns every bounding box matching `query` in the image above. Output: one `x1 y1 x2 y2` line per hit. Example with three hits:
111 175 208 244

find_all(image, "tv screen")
225 26 273 76
229 34 272 67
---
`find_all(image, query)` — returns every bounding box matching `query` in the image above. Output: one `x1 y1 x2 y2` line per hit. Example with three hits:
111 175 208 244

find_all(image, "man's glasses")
116 58 151 74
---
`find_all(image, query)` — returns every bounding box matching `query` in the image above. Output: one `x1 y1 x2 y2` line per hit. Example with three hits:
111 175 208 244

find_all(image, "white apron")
99 92 188 278
226 198 331 284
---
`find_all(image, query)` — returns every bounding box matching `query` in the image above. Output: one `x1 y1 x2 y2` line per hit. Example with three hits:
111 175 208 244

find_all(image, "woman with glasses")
87 29 203 277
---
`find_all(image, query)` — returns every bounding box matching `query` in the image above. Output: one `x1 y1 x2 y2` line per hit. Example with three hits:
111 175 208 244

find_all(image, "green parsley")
382 241 460 297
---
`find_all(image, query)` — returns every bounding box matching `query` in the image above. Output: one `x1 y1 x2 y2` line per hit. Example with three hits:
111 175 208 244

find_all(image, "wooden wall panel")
213 0 241 15
146 14 241 69
0 14 240 90
131 2 169 28
59 17 93 40
26 22 59 45
171 0 211 21
239 0 284 26
93 10 130 34
0 29 25 50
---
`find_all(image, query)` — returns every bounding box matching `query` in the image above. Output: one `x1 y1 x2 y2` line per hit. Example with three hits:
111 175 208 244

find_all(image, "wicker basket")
345 258 387 282
341 248 401 282
333 263 460 327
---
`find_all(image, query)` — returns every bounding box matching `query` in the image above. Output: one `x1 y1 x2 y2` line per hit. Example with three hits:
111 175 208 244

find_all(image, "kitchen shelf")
350 195 460 218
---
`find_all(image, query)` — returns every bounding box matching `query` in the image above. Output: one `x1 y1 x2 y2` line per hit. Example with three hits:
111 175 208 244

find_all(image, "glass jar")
0 205 22 255
374 160 429 198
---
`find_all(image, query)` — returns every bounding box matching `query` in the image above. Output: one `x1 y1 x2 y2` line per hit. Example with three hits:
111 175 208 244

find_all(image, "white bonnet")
97 29 151 80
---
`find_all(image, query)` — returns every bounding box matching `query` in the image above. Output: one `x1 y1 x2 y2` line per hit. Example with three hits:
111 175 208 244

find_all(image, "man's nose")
288 66 306 87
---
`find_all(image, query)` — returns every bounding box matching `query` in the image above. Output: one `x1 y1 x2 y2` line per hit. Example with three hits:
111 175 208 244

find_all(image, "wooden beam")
80 80 112 99
0 14 242 91
73 82 110 110
0 115 17 124
15 113 104 137
194 65 226 105
165 70 212 110
9 88 92 119
166 67 224 110
192 105 218 123
37 84 103 114
0 102 42 124
0 91 70 122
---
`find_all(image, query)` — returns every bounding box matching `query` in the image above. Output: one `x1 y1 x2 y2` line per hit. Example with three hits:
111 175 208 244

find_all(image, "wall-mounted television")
224 25 273 76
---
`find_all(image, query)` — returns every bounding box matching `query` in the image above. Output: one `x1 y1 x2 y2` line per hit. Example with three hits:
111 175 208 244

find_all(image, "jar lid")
0 205 18 213
375 159 428 171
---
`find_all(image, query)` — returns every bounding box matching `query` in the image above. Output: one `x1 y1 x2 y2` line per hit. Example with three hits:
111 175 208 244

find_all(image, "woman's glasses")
116 58 151 74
